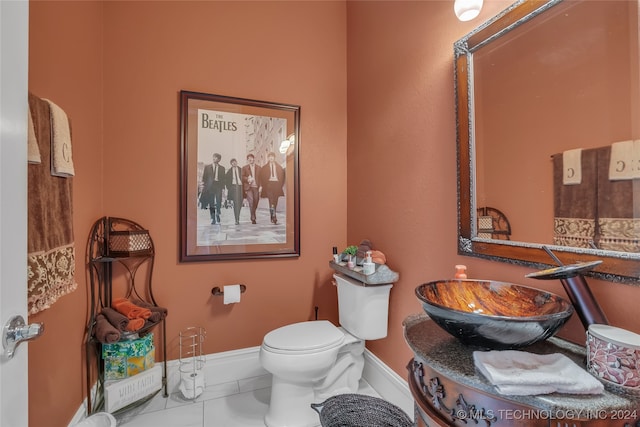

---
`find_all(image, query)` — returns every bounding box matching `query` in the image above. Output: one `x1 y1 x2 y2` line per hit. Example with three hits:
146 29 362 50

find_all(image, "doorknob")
2 315 44 359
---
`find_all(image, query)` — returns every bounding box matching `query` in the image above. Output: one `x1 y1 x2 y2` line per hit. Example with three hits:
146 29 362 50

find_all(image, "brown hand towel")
132 298 168 320
112 297 151 320
101 307 129 331
94 314 121 344
552 148 597 248
596 146 640 252
27 93 76 315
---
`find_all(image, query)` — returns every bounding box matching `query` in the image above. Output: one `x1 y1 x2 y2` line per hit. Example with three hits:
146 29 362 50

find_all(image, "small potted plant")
343 245 358 269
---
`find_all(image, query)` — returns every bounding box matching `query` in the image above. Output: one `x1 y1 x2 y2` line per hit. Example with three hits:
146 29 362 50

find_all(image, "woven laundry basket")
310 393 413 427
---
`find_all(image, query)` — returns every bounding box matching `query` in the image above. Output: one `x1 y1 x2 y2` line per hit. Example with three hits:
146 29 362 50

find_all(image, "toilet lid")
263 320 344 352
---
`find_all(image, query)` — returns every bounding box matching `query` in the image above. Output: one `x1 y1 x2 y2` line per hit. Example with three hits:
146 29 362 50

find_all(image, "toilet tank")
334 273 393 340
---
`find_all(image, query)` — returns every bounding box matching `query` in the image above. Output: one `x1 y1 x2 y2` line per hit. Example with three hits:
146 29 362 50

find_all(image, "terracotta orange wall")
100 0 347 356
28 2 104 427
477 0 636 244
28 1 346 425
27 1 640 425
346 0 640 378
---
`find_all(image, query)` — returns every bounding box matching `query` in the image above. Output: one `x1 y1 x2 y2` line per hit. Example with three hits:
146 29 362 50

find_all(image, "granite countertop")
403 314 640 417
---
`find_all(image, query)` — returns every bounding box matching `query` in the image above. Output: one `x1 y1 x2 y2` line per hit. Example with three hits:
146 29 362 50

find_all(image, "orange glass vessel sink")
415 280 574 349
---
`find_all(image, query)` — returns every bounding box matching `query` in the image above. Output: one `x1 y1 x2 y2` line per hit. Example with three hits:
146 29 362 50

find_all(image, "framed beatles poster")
179 90 300 262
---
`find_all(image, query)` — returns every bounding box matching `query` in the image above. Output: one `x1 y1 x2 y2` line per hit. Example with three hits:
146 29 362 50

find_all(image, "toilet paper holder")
211 284 246 296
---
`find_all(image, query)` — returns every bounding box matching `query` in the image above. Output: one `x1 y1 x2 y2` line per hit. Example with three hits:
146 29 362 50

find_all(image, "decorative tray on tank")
329 261 399 286
415 279 574 349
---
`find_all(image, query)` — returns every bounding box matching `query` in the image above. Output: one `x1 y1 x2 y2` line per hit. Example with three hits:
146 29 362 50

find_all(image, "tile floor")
114 373 379 427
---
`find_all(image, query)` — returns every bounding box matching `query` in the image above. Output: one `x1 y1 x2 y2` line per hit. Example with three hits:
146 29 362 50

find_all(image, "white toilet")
259 273 393 427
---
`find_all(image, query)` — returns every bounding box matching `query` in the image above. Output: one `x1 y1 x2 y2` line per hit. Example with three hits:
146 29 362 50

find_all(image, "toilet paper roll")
223 284 241 305
179 371 205 399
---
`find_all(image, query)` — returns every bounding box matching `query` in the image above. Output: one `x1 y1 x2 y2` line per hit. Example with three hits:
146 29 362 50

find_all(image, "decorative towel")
42 98 75 177
608 140 638 181
562 148 583 185
552 149 597 248
27 108 41 164
27 93 77 315
473 350 604 396
125 317 145 332
100 307 129 331
597 146 640 252
94 313 121 344
112 298 152 320
132 298 168 322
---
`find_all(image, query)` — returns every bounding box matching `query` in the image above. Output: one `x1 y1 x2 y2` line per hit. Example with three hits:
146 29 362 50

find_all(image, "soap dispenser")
454 264 467 279
363 251 375 275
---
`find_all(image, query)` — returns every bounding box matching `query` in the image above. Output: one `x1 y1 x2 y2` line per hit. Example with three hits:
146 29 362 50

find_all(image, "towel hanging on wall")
42 98 75 177
27 108 41 164
27 92 77 314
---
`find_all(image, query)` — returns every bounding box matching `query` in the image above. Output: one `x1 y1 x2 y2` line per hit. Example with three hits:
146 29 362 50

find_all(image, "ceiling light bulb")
454 0 483 21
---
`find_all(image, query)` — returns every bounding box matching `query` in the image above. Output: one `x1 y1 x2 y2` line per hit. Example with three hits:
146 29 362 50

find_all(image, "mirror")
456 0 640 282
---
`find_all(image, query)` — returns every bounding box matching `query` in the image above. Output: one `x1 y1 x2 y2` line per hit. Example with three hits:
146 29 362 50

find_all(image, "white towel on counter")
473 350 604 396
43 98 75 177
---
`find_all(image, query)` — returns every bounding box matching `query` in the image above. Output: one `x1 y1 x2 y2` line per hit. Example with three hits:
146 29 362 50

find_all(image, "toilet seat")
262 320 344 354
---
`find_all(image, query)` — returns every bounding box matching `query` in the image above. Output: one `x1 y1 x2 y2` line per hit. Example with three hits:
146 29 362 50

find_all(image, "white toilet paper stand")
179 326 206 400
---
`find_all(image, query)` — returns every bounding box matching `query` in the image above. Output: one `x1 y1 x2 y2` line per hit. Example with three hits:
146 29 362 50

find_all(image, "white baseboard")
67 383 98 426
69 346 412 425
362 349 413 417
165 345 266 395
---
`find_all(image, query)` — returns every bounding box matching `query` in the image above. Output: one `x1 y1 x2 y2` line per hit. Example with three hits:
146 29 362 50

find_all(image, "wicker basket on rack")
107 230 152 257
310 394 413 427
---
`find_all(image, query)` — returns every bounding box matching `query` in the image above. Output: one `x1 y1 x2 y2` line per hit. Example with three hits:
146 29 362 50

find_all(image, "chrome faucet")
3 315 45 359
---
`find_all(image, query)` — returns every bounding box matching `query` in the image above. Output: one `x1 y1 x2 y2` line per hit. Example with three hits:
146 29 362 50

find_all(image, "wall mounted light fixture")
454 0 483 21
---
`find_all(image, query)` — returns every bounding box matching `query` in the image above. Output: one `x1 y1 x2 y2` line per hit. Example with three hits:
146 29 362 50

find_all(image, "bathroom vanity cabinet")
404 315 639 427
84 217 168 416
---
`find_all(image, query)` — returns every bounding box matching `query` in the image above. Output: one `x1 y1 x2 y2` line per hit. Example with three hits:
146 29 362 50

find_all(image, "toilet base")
316 339 364 400
265 376 320 427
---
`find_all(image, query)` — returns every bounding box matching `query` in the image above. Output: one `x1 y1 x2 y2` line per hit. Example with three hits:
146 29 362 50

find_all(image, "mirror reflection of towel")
562 148 582 185
608 140 640 181
597 146 640 252
552 149 597 248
